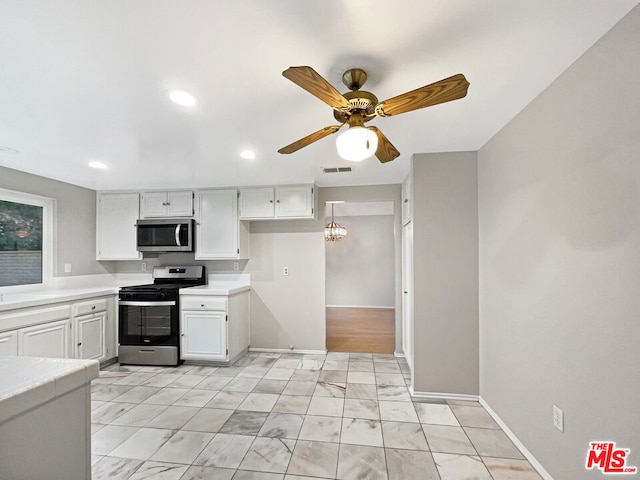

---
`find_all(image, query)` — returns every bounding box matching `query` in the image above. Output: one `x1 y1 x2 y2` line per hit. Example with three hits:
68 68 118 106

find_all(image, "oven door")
119 300 178 346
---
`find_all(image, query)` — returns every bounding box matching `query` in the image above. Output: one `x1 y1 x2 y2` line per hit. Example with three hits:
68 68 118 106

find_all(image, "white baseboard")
410 388 480 402
249 347 328 355
325 304 395 309
394 352 406 358
479 397 554 480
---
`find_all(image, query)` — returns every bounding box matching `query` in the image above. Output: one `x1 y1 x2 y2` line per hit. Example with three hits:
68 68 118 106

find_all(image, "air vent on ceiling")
322 167 352 174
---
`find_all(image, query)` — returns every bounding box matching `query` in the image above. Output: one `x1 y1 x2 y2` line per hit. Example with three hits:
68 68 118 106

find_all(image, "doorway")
324 201 395 353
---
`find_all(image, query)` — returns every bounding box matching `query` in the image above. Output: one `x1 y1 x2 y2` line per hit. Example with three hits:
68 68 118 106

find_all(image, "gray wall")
325 214 395 307
0 166 106 277
478 6 640 479
411 152 479 395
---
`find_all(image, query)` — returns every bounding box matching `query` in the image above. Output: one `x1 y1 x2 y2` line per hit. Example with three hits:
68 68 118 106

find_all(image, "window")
0 188 54 289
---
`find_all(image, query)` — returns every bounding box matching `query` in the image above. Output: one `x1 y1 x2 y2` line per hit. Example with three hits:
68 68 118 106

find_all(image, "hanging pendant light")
325 203 347 242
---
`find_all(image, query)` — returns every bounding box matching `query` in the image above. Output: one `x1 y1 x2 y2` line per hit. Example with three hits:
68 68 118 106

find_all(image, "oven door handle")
119 301 176 306
175 224 182 247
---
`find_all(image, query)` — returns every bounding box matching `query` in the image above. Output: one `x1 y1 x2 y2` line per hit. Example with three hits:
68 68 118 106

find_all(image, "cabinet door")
196 189 239 259
74 312 106 361
276 185 314 218
239 188 275 219
140 191 169 218
0 330 18 356
167 191 194 217
181 311 227 361
18 319 71 358
96 192 141 260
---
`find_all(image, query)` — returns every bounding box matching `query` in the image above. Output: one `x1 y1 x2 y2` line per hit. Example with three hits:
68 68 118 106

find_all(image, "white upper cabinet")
195 189 249 260
96 192 141 260
239 187 275 219
141 190 193 218
276 185 314 218
239 184 315 220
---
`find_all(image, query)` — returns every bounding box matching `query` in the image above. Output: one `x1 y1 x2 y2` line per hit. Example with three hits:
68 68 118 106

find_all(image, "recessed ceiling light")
239 150 256 160
88 161 108 169
0 146 20 155
168 90 198 107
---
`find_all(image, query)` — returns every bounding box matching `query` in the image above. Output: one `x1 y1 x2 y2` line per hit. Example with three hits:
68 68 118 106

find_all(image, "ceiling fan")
278 66 470 163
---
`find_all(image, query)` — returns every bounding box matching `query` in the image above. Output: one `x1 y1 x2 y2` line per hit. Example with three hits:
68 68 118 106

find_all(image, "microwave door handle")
175 224 182 247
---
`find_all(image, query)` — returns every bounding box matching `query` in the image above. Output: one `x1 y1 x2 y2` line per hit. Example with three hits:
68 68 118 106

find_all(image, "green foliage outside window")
0 200 43 251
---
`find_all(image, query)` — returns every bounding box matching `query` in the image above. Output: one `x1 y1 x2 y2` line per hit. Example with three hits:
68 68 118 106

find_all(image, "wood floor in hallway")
326 306 395 354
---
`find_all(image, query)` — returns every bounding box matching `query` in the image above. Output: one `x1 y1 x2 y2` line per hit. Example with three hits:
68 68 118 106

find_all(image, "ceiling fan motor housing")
333 90 379 123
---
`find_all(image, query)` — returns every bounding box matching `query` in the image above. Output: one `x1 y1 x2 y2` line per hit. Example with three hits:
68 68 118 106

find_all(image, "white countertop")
0 287 118 312
180 282 251 296
0 273 251 310
0 356 99 424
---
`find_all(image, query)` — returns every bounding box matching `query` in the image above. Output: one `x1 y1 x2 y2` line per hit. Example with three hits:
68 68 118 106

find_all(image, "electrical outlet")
141 262 147 271
553 405 564 432
64 263 71 273
283 266 289 276
233 262 239 271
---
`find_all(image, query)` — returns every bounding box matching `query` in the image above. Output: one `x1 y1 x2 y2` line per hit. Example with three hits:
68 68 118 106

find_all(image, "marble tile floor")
91 352 543 480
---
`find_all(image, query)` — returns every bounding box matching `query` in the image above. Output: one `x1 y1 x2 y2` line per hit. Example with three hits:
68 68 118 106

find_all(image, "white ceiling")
0 1 637 191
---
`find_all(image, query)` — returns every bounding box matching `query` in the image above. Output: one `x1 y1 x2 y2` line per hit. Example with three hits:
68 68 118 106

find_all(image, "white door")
167 191 194 217
402 222 414 373
276 185 313 218
181 311 227 360
18 319 71 358
74 313 106 360
239 187 275 219
195 189 239 259
0 330 18 356
96 192 141 260
140 191 168 217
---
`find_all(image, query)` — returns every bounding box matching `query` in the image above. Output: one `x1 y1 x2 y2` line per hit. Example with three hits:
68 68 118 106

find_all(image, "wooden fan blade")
283 66 351 110
369 126 400 163
278 125 342 154
375 74 470 117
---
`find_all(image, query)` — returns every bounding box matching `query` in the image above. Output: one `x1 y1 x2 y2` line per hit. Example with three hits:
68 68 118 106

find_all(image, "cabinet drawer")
181 296 227 311
73 299 108 316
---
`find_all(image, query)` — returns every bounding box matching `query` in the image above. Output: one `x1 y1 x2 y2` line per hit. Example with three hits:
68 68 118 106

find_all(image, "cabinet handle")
276 200 280 203
92 306 96 310
201 304 205 308
269 200 273 203
77 342 82 346
404 199 408 203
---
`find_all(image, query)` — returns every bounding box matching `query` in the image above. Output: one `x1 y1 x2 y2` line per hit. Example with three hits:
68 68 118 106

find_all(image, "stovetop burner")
119 265 206 299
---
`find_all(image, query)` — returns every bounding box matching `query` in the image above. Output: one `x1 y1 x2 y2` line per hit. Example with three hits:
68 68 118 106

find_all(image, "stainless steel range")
118 265 206 366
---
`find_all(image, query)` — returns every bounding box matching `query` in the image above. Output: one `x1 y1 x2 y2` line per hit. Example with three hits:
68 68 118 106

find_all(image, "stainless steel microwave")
136 218 194 252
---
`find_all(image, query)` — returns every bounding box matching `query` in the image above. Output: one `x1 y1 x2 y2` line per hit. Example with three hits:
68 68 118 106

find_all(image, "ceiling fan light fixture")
335 126 378 162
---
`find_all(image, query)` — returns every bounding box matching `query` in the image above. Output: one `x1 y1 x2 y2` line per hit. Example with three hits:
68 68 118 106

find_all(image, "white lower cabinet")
72 298 111 362
0 330 18 356
181 311 227 361
180 291 249 363
74 312 106 360
0 295 116 363
18 319 71 358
